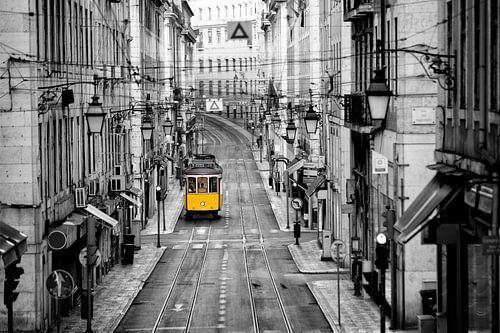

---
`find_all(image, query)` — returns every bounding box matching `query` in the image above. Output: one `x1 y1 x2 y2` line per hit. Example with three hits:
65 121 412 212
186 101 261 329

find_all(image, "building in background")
190 0 265 125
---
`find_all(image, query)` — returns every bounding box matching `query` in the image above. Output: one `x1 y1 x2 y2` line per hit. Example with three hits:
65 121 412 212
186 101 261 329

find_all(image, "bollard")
293 221 301 245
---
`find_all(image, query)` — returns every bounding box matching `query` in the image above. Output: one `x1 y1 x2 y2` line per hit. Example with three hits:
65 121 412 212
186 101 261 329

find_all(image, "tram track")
150 223 212 333
237 149 293 332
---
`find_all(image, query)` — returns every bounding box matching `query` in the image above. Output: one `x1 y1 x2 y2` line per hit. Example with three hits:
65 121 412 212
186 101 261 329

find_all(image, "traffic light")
375 233 389 270
156 186 162 201
382 206 395 238
4 262 24 305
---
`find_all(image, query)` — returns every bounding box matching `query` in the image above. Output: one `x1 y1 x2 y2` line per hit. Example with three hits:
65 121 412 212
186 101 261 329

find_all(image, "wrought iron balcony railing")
344 93 372 127
343 0 374 22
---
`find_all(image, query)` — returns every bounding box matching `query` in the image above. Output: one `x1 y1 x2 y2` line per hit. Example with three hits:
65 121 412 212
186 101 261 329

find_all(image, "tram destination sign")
482 235 500 255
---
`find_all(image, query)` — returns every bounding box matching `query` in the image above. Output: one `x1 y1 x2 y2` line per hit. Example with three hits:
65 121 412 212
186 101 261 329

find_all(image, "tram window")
197 177 208 193
188 177 196 193
209 177 218 193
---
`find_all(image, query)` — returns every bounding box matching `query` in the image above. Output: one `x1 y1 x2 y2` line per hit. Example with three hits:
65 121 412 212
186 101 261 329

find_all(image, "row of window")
199 57 258 73
198 79 261 97
187 177 219 194
197 2 258 21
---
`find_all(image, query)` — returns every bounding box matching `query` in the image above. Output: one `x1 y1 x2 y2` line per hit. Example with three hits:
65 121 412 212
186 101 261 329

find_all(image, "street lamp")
85 96 106 134
186 108 192 119
271 110 281 129
365 69 393 121
140 119 154 141
303 105 321 134
83 96 106 333
285 119 297 144
176 115 184 128
163 117 173 136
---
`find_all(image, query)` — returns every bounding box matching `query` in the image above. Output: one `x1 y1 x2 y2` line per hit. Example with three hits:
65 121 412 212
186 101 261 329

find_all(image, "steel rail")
237 162 259 333
242 149 294 333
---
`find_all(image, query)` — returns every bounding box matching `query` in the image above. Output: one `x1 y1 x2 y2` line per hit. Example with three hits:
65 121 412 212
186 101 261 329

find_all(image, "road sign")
227 21 252 40
46 269 76 299
79 247 102 267
372 150 388 174
206 98 223 112
482 236 500 255
291 198 303 210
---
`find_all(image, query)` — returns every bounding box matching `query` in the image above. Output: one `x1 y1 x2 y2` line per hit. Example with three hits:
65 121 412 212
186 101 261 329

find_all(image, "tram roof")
184 167 222 175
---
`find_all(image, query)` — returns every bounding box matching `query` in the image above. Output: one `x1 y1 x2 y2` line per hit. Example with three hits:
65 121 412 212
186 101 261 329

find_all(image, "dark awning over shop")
120 193 142 207
0 222 27 267
394 173 463 244
84 204 120 234
127 186 143 198
305 174 327 197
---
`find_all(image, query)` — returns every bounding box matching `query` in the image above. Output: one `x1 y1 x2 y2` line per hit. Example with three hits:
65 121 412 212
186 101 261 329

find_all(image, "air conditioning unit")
75 187 87 208
114 164 123 176
88 179 99 196
110 175 126 191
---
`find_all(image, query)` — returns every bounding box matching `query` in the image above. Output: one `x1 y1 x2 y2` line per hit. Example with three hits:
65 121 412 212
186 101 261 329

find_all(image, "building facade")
0 0 133 330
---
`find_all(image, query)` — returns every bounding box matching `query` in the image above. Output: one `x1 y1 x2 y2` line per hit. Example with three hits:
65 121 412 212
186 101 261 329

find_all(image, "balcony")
343 93 374 133
181 25 197 43
344 0 374 22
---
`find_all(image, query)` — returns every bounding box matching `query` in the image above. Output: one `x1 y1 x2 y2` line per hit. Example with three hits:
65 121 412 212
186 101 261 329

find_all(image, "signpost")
227 21 252 40
46 269 76 333
206 98 223 113
332 239 345 327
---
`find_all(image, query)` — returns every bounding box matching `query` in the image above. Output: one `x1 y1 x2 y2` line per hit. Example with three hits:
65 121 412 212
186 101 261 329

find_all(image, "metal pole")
157 197 161 248
336 245 341 326
86 217 94 333
285 171 290 229
162 196 166 231
492 171 499 332
380 268 386 333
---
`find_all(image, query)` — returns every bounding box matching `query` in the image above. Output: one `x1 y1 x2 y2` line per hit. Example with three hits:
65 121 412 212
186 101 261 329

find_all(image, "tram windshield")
197 177 208 193
209 177 218 193
188 177 196 193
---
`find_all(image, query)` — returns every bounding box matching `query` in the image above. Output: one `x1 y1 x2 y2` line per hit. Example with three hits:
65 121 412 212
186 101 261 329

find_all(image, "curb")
109 246 167 332
307 281 345 333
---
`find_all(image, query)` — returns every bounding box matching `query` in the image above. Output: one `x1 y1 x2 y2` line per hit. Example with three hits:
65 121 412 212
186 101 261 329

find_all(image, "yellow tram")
183 154 223 219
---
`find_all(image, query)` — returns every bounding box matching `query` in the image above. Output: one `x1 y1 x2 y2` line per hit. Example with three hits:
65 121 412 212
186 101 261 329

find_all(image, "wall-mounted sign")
411 107 436 125
372 150 388 174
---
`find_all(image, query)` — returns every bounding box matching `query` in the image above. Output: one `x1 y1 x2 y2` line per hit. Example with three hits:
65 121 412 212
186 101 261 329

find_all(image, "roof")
184 167 222 176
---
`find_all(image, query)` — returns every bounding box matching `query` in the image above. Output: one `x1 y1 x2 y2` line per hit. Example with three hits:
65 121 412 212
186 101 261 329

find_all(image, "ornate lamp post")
83 94 106 333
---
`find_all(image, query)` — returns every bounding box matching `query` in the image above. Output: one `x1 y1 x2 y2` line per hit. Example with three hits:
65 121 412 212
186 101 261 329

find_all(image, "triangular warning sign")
231 23 249 39
209 101 220 110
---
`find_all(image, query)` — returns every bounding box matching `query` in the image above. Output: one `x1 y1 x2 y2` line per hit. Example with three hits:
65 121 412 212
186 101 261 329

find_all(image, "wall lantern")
304 105 321 134
365 69 393 121
85 96 106 134
176 116 184 128
163 117 173 135
271 111 281 129
140 119 154 141
285 119 297 143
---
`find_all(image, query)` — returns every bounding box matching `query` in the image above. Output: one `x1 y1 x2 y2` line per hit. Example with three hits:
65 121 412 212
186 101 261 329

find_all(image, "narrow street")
115 115 333 332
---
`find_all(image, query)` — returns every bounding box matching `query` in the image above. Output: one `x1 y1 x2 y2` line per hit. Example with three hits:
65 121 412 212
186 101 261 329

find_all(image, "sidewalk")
48 177 182 333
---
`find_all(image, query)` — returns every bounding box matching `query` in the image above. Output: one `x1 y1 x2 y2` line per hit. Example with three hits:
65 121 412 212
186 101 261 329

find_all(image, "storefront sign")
482 236 500 255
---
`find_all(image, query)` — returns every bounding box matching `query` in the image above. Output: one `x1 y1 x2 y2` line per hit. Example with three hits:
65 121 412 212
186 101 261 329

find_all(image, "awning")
394 174 463 244
305 174 327 197
285 158 304 174
0 222 27 267
127 186 143 198
84 204 120 233
120 193 142 207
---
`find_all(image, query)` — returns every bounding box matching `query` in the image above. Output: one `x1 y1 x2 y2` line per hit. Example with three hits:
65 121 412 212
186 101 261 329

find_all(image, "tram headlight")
200 201 205 206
